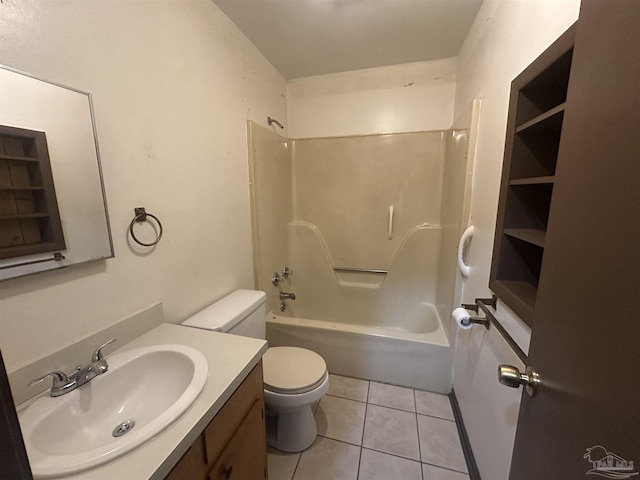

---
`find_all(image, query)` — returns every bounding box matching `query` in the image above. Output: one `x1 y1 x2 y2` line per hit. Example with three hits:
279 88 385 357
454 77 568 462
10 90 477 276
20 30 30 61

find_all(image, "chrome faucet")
29 338 117 397
279 292 296 300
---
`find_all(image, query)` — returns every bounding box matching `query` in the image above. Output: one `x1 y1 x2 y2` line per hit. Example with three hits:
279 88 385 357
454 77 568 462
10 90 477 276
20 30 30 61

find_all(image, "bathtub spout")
279 292 296 300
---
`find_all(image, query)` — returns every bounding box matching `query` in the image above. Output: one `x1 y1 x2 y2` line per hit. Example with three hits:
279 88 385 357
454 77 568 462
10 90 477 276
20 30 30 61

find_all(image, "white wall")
452 1 580 478
287 59 456 138
0 0 286 373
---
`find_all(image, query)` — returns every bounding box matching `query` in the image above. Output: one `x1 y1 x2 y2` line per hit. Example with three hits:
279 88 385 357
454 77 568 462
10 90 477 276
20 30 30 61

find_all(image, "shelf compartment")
497 280 537 309
509 110 563 179
0 189 47 217
509 176 555 186
515 49 573 125
491 279 537 325
504 183 553 231
0 155 40 163
0 213 50 220
516 103 566 133
496 235 543 288
504 228 546 248
0 186 45 191
0 241 60 260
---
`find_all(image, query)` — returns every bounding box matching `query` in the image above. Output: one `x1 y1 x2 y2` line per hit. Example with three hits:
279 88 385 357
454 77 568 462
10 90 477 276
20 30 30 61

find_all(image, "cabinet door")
204 362 264 463
165 436 207 480
208 399 267 480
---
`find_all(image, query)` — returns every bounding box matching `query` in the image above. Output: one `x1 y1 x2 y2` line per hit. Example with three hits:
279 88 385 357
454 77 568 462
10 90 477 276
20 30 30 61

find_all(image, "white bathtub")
266 302 453 393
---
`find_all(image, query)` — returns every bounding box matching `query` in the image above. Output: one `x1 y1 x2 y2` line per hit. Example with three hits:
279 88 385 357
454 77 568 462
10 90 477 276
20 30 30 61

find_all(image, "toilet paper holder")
460 314 490 329
460 296 498 330
460 295 528 364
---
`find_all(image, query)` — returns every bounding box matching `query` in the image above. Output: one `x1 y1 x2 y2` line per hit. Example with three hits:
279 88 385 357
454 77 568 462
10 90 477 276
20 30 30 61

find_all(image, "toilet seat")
263 347 328 394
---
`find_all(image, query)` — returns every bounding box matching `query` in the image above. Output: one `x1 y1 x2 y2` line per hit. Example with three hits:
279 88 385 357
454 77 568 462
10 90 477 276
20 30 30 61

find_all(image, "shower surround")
248 122 471 391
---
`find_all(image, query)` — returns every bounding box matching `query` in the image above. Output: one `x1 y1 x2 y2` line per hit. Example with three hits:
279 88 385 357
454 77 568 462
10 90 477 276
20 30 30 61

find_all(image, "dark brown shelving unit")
0 125 65 260
490 26 575 327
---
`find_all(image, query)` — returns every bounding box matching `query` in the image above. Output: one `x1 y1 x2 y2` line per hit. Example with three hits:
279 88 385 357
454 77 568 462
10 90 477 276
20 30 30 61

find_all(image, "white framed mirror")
0 65 113 280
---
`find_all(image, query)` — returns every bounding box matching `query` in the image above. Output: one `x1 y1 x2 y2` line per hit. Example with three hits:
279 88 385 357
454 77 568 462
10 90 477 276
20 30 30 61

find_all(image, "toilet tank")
181 289 267 339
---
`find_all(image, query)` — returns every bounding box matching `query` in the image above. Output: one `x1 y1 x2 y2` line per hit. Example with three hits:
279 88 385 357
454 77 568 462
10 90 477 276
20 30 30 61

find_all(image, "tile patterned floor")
267 374 470 480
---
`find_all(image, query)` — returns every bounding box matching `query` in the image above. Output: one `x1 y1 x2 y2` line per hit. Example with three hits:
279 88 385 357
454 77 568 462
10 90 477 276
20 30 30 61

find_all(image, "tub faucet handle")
279 292 296 301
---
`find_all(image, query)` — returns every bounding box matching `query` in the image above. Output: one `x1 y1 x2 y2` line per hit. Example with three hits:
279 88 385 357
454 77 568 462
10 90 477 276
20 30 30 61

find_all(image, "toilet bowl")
262 346 329 451
181 289 329 452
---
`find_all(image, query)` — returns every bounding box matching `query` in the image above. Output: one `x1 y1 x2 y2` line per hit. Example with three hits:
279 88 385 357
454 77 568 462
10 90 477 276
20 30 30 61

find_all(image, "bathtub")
266 302 453 393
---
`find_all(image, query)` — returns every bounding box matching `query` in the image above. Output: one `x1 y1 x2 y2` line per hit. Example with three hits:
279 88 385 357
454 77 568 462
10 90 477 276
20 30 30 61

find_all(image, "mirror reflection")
0 65 113 280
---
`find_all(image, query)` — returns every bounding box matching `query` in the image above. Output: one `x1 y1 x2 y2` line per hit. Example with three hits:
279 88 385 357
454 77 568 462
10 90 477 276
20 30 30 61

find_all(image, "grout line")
316 433 363 448
324 390 442 416
290 450 302 480
367 399 416 413
356 380 371 479
416 411 456 423
326 392 421 415
325 392 369 404
414 389 425 480
292 433 425 466
421 460 470 476
360 446 422 465
412 388 418 415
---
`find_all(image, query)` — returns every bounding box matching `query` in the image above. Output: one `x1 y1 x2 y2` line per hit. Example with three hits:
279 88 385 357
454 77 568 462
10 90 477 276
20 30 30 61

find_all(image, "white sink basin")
19 344 208 478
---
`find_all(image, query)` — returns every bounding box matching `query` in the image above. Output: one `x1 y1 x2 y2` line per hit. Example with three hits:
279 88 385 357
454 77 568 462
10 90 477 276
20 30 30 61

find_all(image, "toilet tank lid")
181 289 266 332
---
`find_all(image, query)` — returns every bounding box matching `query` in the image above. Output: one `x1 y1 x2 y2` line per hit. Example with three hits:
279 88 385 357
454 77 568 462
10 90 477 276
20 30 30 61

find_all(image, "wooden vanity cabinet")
165 362 268 480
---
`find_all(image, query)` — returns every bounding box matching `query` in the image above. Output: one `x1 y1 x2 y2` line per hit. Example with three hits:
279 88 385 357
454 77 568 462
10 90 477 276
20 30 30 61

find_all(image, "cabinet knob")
224 465 233 479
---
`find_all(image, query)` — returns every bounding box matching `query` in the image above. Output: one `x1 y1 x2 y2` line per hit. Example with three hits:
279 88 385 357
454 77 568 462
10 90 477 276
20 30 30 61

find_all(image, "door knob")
498 364 541 397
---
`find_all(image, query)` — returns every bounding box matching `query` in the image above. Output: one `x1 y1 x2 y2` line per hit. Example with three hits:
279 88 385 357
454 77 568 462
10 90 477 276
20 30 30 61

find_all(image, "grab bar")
458 225 474 278
333 267 388 274
387 205 394 240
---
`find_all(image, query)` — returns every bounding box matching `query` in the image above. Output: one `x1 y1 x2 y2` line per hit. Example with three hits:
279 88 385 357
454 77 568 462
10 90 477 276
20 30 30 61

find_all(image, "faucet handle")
92 337 117 362
29 371 72 389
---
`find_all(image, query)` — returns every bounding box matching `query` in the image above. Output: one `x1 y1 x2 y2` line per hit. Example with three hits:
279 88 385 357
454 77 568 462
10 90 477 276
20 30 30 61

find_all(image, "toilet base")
267 405 317 452
263 373 330 453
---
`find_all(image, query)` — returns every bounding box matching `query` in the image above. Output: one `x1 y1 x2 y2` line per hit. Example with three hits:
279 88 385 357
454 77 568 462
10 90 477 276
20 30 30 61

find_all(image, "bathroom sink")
19 344 209 478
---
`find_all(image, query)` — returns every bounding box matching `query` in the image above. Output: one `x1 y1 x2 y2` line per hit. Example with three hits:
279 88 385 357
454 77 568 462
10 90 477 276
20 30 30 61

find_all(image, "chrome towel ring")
129 207 163 247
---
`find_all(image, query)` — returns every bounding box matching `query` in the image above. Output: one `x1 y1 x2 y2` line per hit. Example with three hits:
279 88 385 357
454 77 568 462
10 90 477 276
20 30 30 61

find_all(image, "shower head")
267 116 284 129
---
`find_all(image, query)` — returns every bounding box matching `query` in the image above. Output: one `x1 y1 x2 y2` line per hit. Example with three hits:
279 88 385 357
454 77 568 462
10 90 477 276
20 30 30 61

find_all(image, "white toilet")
181 289 329 452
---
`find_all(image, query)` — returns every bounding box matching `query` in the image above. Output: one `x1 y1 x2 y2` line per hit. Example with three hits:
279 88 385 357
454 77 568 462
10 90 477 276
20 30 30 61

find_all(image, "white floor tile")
415 390 455 421
267 448 300 480
316 395 366 445
368 382 416 412
327 374 369 402
418 414 467 473
362 404 420 461
358 448 422 480
293 437 360 480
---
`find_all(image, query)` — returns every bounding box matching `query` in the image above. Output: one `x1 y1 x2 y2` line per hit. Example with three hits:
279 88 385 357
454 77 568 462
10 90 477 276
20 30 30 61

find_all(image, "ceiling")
213 0 483 80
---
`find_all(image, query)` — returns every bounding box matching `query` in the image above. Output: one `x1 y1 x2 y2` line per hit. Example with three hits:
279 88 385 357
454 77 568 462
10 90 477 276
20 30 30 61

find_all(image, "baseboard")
449 388 481 480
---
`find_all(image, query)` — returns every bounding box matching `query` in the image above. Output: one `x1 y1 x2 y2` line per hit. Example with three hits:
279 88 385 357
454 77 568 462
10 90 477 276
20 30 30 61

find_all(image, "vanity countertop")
41 323 267 480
